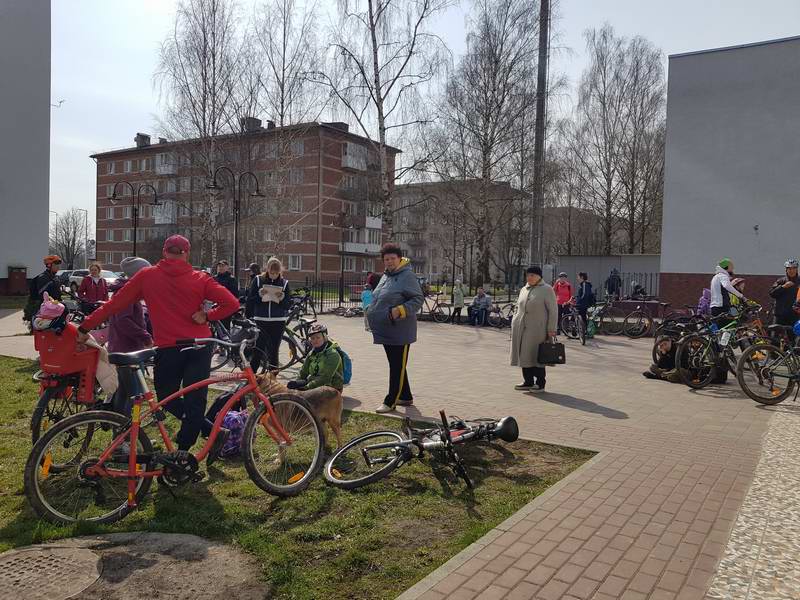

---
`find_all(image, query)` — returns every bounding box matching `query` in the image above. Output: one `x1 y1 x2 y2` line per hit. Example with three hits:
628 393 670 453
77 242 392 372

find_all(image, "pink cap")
163 234 191 255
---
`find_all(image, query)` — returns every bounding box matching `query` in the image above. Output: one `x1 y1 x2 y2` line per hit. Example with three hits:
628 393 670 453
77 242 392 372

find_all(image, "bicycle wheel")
242 394 324 497
561 315 578 340
623 310 653 338
31 385 85 445
432 303 451 323
676 334 717 389
488 310 503 328
736 343 796 404
24 410 154 524
598 307 626 335
324 431 406 490
209 342 231 372
270 335 301 375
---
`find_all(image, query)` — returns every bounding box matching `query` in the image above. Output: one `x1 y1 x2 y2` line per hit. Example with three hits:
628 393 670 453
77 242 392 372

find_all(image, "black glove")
287 379 307 390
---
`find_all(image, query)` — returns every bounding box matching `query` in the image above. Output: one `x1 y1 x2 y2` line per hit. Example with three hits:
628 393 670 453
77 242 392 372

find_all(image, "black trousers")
154 345 213 451
451 307 463 324
383 344 412 407
251 321 285 372
557 304 566 331
522 366 546 386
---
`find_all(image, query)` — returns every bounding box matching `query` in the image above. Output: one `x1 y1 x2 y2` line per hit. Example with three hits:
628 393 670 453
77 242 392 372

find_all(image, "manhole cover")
0 546 101 600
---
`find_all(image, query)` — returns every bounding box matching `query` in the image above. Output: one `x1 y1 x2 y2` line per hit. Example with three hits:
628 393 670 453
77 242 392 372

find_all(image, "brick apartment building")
91 120 398 285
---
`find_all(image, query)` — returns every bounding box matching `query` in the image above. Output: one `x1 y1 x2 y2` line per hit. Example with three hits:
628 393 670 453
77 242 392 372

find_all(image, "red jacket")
81 259 239 347
553 279 573 305
78 276 109 303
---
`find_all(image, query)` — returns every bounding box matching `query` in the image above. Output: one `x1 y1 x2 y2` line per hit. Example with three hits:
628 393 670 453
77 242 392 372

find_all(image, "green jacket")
299 341 344 391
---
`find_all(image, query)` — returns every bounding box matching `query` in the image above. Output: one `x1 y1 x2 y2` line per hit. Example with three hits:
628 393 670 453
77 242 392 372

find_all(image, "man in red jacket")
78 235 239 456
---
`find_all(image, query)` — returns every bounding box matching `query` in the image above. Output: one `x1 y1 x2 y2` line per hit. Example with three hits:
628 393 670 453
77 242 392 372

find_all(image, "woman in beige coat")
510 266 558 390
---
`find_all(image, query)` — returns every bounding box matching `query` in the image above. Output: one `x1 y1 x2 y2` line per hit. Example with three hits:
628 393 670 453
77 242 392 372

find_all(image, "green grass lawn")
0 356 593 599
0 296 27 310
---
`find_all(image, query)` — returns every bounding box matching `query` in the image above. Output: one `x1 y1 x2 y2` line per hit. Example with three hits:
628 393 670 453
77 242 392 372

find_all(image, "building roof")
90 121 402 159
669 34 800 60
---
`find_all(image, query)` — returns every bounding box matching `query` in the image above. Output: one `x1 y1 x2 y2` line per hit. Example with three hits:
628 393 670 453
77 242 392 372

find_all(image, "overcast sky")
50 0 800 230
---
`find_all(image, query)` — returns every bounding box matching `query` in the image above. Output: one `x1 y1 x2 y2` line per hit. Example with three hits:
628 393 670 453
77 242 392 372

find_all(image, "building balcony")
340 241 381 255
156 162 178 176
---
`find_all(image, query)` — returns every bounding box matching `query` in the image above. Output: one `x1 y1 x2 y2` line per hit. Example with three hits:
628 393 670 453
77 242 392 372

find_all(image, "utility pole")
529 0 550 267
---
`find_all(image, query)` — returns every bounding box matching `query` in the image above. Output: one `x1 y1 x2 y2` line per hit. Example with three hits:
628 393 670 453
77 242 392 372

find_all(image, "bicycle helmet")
558 272 567 278
785 259 798 269
308 322 328 336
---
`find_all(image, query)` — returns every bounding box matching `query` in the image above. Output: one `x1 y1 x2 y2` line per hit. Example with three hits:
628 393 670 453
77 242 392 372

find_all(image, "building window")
289 168 304 185
123 206 132 219
345 228 360 243
342 174 355 189
290 139 305 156
363 258 373 272
343 256 356 272
106 161 116 175
288 254 302 271
343 201 355 215
290 226 302 241
264 226 273 241
123 160 132 173
124 229 132 242
367 228 381 244
290 197 302 213
264 142 277 159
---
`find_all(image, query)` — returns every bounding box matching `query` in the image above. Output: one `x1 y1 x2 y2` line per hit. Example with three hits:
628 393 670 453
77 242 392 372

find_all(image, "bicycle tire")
31 385 85 445
676 334 717 389
432 304 451 323
560 315 578 339
598 307 626 335
324 430 406 490
736 343 796 404
623 310 653 339
242 394 325 496
209 342 231 372
24 410 154 525
488 311 503 328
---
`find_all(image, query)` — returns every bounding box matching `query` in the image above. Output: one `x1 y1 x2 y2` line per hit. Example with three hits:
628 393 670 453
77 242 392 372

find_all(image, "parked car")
55 269 74 284
69 269 119 293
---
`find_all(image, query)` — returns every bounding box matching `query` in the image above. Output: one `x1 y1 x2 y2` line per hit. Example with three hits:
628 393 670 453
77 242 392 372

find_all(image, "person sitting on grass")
287 322 344 391
643 338 681 383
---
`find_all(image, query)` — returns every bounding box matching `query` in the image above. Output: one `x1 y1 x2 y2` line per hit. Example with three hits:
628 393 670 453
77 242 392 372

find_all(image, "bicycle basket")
34 322 99 403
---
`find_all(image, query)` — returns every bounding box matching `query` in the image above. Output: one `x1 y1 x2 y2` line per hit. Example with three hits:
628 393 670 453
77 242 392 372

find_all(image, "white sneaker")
375 404 395 414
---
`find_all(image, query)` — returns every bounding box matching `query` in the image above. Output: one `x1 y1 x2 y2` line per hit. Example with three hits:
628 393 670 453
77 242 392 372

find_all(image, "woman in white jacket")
710 258 746 318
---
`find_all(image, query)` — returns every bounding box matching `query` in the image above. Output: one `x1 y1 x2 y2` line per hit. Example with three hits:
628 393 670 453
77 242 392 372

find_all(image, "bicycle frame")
84 364 293 508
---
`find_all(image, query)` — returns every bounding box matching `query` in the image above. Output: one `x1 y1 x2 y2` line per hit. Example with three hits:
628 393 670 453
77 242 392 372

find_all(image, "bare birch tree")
155 0 244 265
310 0 451 232
50 208 88 269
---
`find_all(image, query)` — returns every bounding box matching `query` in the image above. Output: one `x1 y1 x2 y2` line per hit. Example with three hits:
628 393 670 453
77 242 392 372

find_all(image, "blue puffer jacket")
366 259 424 345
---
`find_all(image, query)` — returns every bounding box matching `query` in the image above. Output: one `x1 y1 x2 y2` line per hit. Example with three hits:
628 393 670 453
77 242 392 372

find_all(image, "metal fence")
596 272 660 301
299 275 522 313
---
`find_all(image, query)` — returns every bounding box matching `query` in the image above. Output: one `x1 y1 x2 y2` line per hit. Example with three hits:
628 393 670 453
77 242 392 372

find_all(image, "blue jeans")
469 307 487 326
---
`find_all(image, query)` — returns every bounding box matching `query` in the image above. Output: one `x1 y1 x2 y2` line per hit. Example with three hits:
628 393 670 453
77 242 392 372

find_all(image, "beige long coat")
510 282 558 368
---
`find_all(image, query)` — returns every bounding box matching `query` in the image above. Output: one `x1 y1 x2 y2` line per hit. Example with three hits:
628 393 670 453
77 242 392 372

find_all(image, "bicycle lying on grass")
323 411 519 490
25 325 325 524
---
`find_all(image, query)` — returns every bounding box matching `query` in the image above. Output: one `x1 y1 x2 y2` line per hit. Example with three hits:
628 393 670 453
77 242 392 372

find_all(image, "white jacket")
710 266 744 308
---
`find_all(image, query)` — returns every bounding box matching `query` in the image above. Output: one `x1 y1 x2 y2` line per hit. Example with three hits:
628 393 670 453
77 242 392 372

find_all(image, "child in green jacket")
287 322 344 391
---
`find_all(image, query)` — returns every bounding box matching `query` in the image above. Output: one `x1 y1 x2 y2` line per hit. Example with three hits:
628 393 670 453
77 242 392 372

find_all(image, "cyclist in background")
710 258 746 318
575 272 594 326
24 255 63 325
769 259 800 326
553 272 572 333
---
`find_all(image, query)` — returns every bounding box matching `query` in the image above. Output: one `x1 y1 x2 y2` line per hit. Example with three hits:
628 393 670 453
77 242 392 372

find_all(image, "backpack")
336 347 352 385
220 410 248 457
697 289 711 316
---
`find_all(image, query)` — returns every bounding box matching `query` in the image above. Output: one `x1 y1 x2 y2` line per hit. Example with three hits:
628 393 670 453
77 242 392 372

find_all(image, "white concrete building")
660 36 800 307
0 1 50 293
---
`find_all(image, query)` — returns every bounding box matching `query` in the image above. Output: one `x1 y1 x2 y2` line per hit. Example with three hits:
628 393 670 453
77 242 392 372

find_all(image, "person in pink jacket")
553 272 573 334
78 263 109 312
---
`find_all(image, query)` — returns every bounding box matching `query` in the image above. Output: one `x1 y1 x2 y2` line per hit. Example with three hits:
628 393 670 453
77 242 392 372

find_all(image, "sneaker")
396 399 414 407
206 428 230 467
514 383 534 390
375 404 395 414
642 371 659 380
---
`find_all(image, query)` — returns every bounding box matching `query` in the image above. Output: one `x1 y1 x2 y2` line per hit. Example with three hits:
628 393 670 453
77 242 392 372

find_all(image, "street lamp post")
109 181 160 257
206 167 264 282
75 208 89 268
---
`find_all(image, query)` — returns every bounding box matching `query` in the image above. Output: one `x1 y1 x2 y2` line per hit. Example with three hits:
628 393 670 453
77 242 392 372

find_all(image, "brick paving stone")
323 323 774 600
477 584 511 600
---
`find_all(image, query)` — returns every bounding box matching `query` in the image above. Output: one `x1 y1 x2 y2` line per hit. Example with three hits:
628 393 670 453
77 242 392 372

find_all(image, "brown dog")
257 372 343 449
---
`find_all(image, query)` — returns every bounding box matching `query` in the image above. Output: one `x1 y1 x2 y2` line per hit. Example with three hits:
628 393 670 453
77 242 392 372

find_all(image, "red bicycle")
24 324 325 524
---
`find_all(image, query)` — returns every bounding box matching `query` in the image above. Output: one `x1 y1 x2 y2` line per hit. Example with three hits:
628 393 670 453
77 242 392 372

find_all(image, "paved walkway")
329 318 773 600
2 310 791 599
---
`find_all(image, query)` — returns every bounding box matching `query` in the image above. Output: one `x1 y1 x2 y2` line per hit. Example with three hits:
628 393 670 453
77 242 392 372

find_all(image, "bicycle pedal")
191 471 206 483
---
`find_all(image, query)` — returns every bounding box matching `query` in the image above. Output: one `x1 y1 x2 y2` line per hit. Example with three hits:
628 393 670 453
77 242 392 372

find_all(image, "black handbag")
538 337 566 365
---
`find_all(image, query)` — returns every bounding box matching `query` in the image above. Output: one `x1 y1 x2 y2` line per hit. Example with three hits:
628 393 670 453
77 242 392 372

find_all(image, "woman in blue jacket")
367 243 425 413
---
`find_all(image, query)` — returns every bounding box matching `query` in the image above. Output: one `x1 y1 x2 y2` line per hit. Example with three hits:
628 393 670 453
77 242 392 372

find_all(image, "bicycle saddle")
108 348 156 366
